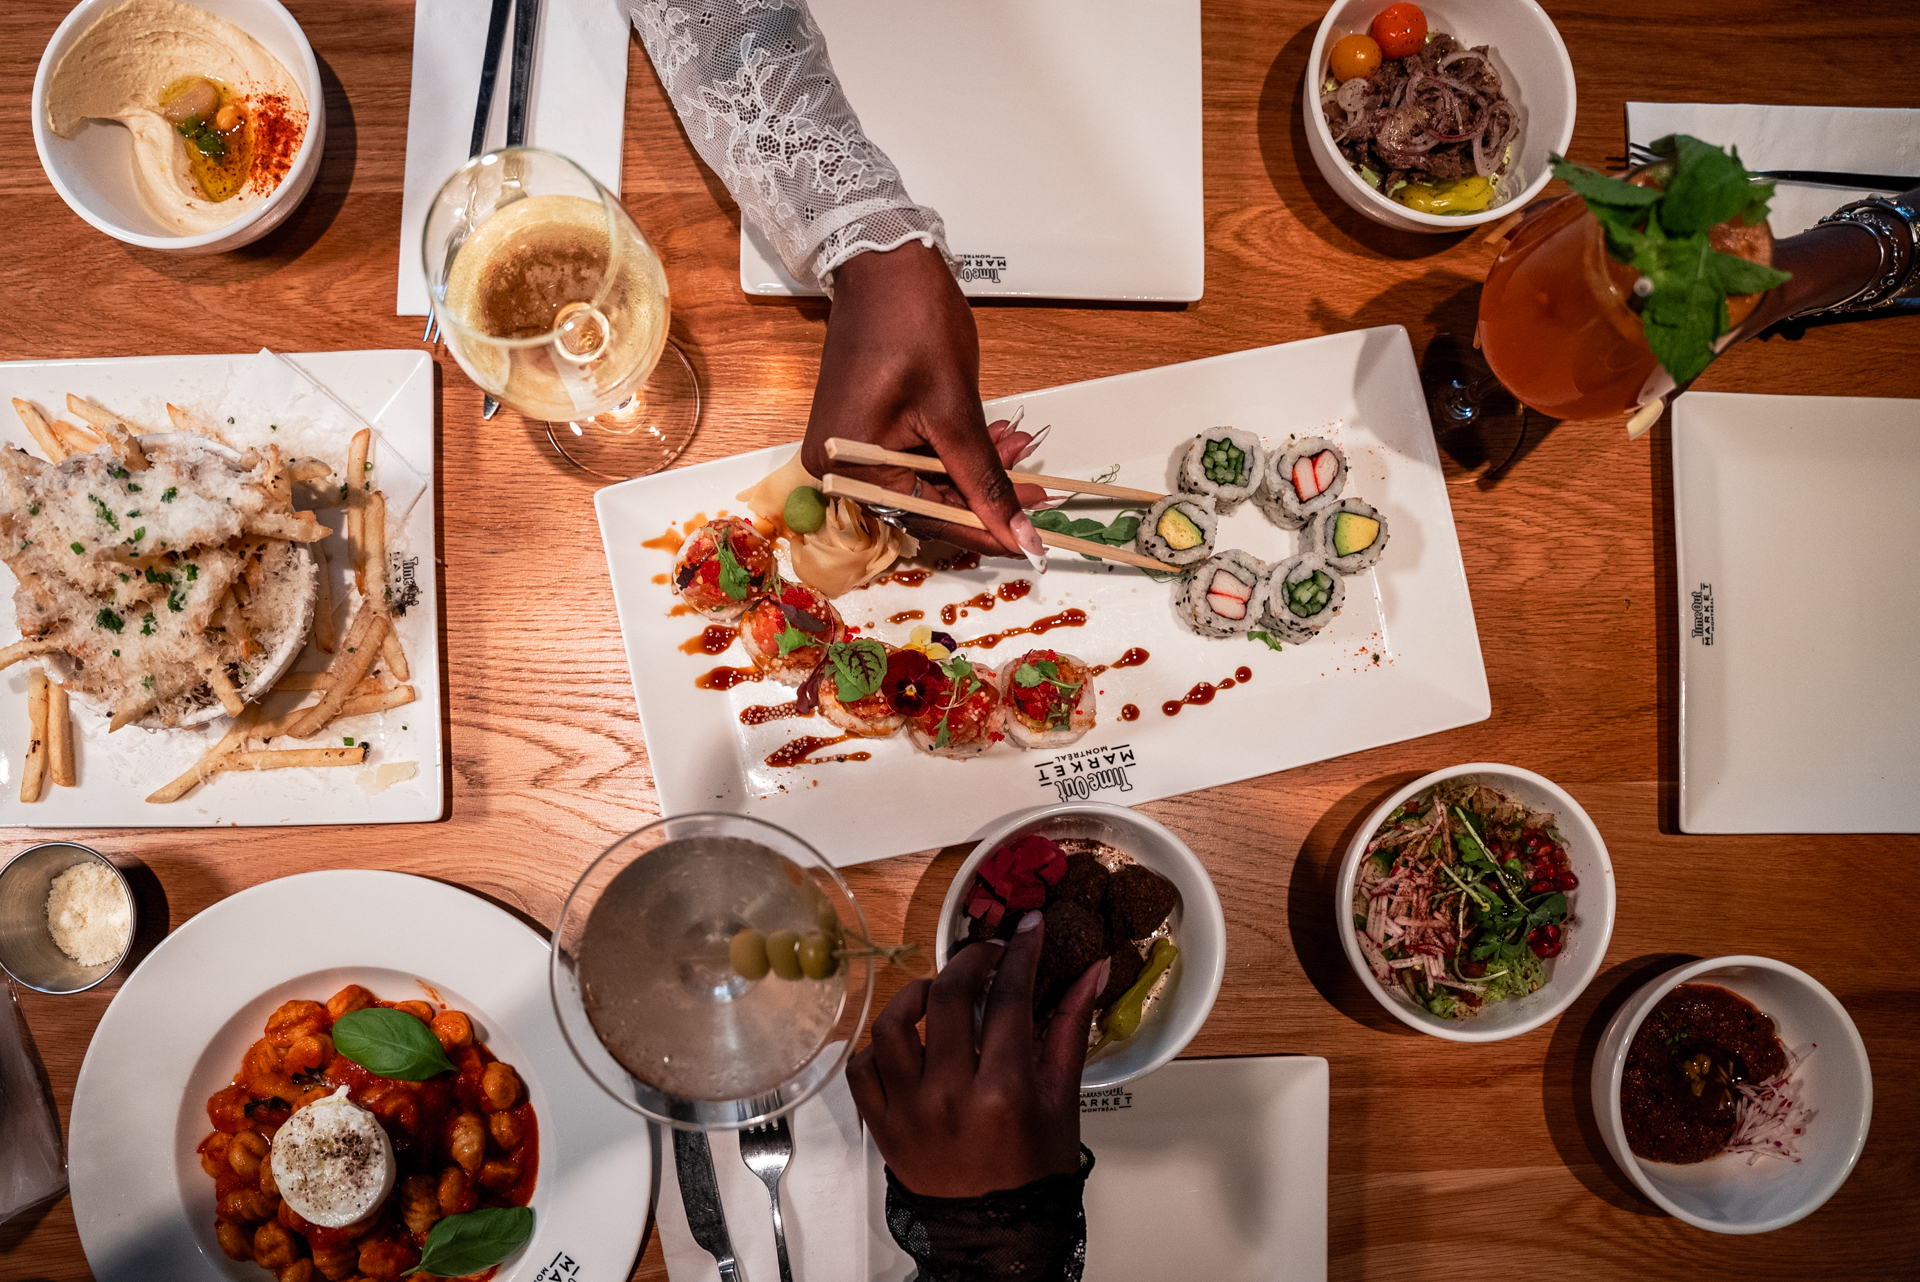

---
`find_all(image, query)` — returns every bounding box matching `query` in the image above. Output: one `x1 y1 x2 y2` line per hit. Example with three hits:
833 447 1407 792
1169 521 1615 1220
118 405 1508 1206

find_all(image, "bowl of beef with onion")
1302 0 1575 232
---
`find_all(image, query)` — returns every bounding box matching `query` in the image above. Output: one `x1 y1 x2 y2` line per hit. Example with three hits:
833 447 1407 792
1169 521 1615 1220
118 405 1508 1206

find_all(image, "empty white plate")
1674 391 1920 832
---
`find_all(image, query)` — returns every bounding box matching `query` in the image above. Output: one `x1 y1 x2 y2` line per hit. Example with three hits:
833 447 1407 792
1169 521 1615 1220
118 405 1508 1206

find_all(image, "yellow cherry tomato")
1369 3 1428 60
1328 33 1382 83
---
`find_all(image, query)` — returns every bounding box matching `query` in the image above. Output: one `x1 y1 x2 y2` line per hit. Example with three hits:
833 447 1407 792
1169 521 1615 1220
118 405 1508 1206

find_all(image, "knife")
481 0 544 421
467 0 513 158
674 1129 744 1282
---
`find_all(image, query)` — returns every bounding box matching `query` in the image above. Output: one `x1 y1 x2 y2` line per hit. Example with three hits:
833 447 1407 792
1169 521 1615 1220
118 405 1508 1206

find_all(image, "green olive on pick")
784 486 827 534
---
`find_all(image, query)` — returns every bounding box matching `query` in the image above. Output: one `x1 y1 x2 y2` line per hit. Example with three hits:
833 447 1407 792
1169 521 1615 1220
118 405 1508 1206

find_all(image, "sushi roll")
1178 427 1265 509
671 518 777 621
817 641 910 738
739 582 847 684
1174 550 1268 638
1003 649 1098 749
1137 493 1218 568
1259 553 1346 644
1259 436 1347 529
1307 498 1389 574
908 656 1005 758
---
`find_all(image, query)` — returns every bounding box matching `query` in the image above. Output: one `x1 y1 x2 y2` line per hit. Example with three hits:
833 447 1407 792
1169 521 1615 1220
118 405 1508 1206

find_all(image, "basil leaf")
1247 630 1283 651
826 639 887 701
715 539 752 601
407 1206 533 1277
332 1008 455 1081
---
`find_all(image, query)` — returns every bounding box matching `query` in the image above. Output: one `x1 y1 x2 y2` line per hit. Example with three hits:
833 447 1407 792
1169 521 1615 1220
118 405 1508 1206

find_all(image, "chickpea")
386 1000 435 1024
429 1010 473 1051
357 1233 422 1281
488 1110 523 1151
229 1129 270 1180
215 101 242 132
266 1000 330 1048
240 1037 285 1082
310 1243 358 1281
449 1112 486 1173
253 1220 297 1270
284 1033 334 1076
217 1187 277 1223
399 1173 440 1238
480 1062 520 1112
215 1220 253 1261
326 985 375 1022
476 1158 521 1190
200 1131 233 1178
437 1165 475 1216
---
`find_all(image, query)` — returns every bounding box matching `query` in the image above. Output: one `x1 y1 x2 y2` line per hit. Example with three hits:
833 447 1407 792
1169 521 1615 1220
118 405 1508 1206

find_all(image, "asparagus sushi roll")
1137 493 1218 567
1259 436 1347 529
1259 553 1346 644
1178 427 1265 510
1174 550 1269 638
1004 649 1098 749
1307 498 1389 574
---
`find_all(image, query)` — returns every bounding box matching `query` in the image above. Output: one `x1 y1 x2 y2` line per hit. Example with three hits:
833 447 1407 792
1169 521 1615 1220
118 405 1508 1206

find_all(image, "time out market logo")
533 1251 583 1281
958 253 1009 284
1081 1086 1134 1113
1690 582 1715 646
1032 743 1136 802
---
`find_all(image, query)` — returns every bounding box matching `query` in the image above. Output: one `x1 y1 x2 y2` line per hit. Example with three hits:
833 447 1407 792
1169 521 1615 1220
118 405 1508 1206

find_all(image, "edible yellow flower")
904 624 951 661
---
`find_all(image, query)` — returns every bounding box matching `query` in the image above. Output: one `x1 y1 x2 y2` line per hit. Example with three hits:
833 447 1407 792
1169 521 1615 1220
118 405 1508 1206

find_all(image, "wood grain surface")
4 1 1919 1279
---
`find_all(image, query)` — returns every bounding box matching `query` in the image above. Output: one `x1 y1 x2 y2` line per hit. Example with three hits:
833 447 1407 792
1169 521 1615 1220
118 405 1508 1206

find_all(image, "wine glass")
423 146 700 479
550 813 876 1131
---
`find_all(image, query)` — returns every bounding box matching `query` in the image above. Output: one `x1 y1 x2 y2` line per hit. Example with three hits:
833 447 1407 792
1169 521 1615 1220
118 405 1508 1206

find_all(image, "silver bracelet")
1800 194 1919 316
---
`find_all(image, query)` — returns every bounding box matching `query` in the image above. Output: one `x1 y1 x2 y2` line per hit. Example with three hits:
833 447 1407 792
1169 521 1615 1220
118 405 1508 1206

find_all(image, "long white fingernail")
1010 513 1048 575
1014 422 1051 464
1016 910 1043 933
1007 405 1027 431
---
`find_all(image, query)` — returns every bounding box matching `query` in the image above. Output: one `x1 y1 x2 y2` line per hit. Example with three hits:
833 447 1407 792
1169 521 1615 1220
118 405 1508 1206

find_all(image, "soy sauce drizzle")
740 701 809 726
642 527 684 553
888 610 925 624
1161 666 1257 715
765 734 872 767
680 626 738 656
955 608 1089 650
696 666 761 691
1120 704 1141 722
940 593 996 626
651 573 669 585
668 604 697 618
873 567 932 588
1089 647 1151 677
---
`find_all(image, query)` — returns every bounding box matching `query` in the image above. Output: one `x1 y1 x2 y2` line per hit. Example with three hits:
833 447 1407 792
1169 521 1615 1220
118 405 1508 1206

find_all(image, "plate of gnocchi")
67 870 655 1282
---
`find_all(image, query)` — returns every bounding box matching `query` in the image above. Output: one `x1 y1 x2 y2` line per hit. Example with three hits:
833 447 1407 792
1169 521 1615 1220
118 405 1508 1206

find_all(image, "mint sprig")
1552 135 1791 385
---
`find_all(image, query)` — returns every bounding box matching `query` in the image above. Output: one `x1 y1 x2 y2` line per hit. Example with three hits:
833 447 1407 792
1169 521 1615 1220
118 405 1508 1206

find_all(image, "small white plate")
69 869 655 1282
1674 391 1920 832
739 0 1202 302
0 349 443 826
596 327 1489 866
862 1055 1330 1281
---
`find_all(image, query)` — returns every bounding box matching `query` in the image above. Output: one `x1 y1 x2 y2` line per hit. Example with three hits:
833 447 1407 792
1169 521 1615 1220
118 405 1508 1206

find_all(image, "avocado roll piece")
1308 497 1389 574
1137 493 1218 567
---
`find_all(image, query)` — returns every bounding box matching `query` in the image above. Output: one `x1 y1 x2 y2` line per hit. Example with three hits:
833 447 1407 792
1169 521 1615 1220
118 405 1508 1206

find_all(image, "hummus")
47 0 308 235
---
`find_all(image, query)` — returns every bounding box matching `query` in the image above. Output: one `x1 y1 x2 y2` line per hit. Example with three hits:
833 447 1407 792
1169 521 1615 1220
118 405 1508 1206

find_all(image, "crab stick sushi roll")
1004 649 1097 749
739 582 847 684
1259 554 1346 644
908 656 1005 759
1137 493 1217 568
1174 550 1268 638
671 518 777 621
814 641 913 737
1307 498 1389 574
1178 426 1264 510
1259 436 1347 529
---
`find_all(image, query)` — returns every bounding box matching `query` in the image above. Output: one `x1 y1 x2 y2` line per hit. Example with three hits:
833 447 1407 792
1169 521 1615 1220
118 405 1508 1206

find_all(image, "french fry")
312 543 335 654
285 606 388 740
145 704 257 803
66 396 149 470
109 692 159 733
12 399 67 462
379 630 410 683
165 402 233 446
289 459 331 483
51 419 105 455
217 746 367 772
336 685 415 720
273 672 390 693
364 491 388 606
201 654 246 717
347 428 370 501
48 682 74 786
0 635 72 673
21 668 47 802
243 512 332 542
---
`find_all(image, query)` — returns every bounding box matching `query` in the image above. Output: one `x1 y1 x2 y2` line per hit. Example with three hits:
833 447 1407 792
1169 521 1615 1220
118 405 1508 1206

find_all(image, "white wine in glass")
424 147 699 478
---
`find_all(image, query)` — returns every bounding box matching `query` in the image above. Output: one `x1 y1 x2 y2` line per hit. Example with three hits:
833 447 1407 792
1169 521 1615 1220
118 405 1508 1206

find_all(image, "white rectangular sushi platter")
0 350 445 827
598 327 1488 866
1674 391 1920 833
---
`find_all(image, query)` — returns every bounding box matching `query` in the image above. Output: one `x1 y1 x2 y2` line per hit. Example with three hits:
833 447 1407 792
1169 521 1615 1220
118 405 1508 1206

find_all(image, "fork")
738 1114 796 1282
1624 142 1915 192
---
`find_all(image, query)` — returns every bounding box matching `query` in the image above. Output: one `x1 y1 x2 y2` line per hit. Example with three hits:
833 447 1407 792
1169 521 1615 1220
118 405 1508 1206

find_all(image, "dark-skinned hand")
847 911 1109 1198
802 241 1050 563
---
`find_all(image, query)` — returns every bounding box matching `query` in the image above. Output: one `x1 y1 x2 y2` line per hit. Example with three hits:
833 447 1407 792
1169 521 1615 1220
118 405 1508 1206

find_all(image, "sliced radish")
1292 457 1321 500
1313 450 1339 491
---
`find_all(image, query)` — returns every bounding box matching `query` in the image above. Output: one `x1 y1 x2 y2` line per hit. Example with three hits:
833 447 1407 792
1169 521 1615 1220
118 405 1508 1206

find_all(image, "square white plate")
596 327 1488 866
862 1056 1330 1282
739 0 1203 302
0 350 443 826
1675 391 1920 832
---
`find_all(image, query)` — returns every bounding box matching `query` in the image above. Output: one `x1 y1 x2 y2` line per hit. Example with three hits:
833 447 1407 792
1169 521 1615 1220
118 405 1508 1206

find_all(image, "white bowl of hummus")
32 0 324 253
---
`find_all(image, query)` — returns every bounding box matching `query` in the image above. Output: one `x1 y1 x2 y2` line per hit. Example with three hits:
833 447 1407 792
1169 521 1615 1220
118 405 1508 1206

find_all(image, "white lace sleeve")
628 0 953 296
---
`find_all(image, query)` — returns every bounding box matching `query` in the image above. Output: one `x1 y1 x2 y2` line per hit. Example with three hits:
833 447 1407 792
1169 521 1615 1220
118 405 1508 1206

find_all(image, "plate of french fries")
0 350 442 825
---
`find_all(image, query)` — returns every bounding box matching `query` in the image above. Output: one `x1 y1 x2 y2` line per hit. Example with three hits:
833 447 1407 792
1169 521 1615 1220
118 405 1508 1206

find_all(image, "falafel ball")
1033 898 1109 1013
1108 864 1179 940
1095 939 1146 1010
1051 852 1110 914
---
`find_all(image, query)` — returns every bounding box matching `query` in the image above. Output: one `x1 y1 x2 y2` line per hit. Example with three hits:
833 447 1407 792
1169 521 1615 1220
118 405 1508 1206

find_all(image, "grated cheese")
46 861 130 966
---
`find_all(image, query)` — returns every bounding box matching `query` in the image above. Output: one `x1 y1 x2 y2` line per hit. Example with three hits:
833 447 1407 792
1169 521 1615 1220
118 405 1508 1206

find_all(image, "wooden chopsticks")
819 474 1181 573
824 437 1166 504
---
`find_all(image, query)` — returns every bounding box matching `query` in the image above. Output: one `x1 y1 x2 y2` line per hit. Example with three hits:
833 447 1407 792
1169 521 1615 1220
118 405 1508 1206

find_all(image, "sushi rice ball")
1307 498 1389 574
1137 493 1217 568
739 582 847 684
1174 550 1269 638
1259 553 1345 645
817 641 911 738
908 655 1005 759
1003 648 1098 749
671 518 777 621
1178 427 1265 509
1259 436 1346 529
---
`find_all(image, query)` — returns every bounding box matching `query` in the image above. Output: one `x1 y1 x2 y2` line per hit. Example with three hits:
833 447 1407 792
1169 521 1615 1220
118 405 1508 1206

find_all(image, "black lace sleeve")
883 1147 1094 1281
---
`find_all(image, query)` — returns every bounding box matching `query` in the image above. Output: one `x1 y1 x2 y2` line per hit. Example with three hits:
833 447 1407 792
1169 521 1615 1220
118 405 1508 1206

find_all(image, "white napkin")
395 0 631 314
657 1061 870 1282
1626 103 1920 235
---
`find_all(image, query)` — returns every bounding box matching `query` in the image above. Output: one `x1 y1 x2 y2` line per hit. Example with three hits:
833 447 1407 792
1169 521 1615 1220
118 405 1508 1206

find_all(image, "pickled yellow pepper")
1093 938 1179 1054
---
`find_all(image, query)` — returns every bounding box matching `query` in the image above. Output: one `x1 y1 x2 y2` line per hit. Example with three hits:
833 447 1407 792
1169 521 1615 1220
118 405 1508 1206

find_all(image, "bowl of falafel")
936 801 1227 1090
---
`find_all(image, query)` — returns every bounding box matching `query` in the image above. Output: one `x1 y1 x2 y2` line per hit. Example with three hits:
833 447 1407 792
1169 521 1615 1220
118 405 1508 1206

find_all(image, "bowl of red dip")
1592 955 1872 1233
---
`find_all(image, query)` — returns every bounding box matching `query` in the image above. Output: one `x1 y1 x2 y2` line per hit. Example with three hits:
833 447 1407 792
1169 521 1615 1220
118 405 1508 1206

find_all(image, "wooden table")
5 1 1918 1278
